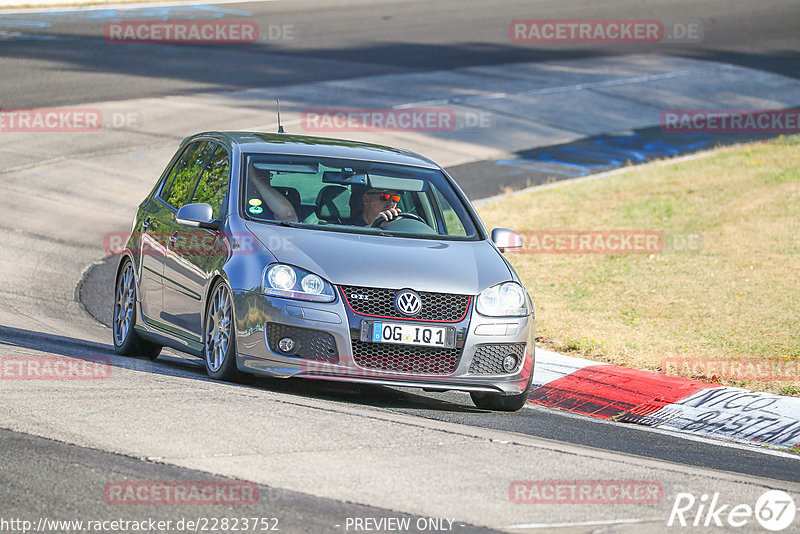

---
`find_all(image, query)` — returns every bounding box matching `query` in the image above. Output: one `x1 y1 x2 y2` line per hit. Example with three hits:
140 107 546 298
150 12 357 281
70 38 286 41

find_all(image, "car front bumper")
231 288 534 396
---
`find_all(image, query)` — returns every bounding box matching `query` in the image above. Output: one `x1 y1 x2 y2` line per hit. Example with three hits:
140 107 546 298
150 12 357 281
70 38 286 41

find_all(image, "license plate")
361 321 455 348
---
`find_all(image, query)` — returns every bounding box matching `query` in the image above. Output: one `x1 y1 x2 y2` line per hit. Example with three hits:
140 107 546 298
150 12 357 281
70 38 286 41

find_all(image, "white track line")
507 517 664 529
521 403 800 460
0 0 276 15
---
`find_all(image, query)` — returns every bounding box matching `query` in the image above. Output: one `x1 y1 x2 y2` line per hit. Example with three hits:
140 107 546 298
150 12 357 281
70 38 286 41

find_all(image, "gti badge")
394 289 422 316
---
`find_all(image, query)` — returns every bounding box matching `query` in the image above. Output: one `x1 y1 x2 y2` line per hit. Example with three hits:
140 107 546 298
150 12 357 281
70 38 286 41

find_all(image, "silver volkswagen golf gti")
113 132 535 411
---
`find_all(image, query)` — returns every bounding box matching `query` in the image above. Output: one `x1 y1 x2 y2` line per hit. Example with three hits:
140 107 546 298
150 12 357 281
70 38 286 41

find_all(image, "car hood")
245 222 512 295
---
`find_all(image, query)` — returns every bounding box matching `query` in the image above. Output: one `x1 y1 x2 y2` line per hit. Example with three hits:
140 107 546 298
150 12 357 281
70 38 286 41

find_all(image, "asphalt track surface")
76 260 800 484
3 0 800 531
450 127 782 199
0 0 799 108
1 427 497 534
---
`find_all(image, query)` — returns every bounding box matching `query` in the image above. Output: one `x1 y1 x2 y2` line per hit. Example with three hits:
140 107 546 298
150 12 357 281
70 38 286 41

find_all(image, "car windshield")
241 154 479 239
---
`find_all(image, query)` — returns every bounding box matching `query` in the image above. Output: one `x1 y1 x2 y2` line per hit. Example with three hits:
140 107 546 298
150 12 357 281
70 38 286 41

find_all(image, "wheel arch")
201 271 239 341
203 271 231 313
115 251 135 282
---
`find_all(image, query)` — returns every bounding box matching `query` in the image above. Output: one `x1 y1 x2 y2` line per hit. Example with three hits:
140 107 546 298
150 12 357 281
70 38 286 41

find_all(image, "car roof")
189 132 441 169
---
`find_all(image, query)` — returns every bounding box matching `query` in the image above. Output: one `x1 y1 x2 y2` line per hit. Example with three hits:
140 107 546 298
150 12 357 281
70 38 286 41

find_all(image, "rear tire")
112 258 162 360
203 280 239 381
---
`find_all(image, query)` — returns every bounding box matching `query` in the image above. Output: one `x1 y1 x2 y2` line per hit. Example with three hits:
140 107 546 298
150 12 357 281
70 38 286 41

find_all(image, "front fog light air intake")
503 354 518 372
278 338 296 353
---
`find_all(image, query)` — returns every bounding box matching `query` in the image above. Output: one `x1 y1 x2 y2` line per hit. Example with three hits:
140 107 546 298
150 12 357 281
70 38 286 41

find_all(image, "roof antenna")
276 98 285 133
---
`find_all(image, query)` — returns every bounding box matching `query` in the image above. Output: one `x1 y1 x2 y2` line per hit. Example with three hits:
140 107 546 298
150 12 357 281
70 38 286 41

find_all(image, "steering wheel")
371 212 427 228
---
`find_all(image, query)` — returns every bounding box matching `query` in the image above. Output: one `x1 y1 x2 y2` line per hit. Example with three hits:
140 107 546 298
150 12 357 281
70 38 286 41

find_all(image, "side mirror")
176 203 220 230
491 228 523 253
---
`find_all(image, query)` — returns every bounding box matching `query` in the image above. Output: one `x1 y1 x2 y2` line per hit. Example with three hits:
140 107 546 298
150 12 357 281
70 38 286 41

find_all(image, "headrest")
273 186 301 207
315 185 350 220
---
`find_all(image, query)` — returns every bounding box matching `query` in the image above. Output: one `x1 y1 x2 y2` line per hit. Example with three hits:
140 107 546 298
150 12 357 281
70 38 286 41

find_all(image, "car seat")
315 185 351 223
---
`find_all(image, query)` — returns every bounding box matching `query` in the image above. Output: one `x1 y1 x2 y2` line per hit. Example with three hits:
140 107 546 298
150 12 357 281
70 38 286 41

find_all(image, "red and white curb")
528 348 800 450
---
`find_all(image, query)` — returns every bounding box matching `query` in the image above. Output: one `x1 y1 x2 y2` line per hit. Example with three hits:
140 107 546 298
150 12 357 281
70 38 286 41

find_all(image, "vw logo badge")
394 289 422 316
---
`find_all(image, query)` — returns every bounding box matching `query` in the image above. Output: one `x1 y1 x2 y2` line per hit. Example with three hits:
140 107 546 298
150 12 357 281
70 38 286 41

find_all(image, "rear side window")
192 146 230 219
163 141 215 209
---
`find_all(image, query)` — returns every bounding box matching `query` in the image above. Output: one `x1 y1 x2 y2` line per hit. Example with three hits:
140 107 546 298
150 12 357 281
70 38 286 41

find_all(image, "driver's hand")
377 208 401 223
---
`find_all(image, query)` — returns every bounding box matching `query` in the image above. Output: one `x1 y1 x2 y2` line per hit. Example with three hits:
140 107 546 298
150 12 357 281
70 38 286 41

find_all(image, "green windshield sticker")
248 205 263 214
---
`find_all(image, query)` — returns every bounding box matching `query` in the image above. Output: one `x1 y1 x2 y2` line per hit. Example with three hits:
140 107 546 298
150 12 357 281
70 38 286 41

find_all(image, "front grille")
266 323 338 363
469 343 526 375
340 285 470 322
351 339 460 375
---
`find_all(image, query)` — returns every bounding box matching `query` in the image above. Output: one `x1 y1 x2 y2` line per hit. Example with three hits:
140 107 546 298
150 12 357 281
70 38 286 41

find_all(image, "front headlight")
476 282 528 317
262 264 335 302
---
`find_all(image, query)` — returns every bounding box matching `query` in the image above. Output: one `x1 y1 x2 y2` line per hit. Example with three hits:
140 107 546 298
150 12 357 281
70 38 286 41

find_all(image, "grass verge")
476 136 800 395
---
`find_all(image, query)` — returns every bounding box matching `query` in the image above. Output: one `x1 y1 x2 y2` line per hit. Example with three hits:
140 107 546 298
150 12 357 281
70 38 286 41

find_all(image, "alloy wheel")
205 284 232 372
113 263 135 346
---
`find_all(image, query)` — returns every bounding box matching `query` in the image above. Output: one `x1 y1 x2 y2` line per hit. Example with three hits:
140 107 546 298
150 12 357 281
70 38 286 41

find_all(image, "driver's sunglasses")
375 192 401 202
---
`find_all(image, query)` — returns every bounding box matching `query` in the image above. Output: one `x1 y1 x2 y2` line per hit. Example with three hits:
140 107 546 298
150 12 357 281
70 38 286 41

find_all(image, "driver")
350 188 402 226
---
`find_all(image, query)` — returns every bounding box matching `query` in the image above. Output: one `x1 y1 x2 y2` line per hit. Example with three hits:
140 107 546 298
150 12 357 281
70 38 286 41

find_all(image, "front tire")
112 258 162 360
470 372 533 412
203 280 239 381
